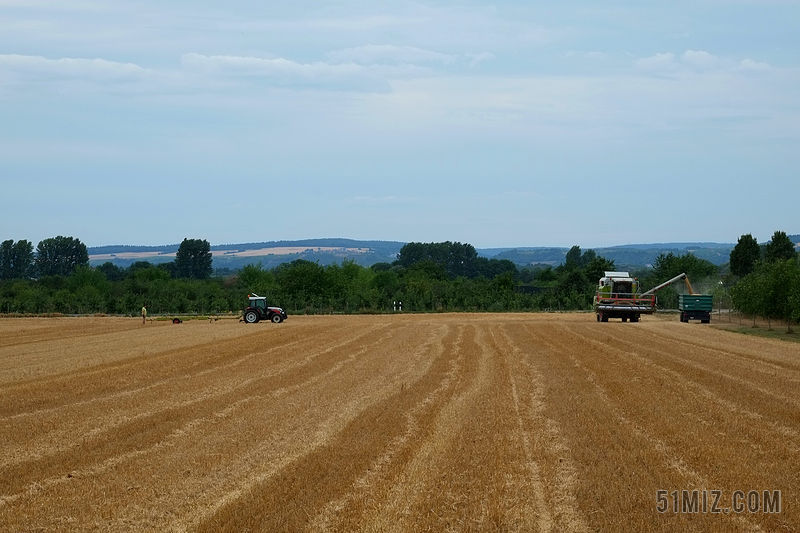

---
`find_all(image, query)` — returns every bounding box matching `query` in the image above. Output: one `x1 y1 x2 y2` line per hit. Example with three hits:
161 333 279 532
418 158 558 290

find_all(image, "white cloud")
739 58 771 72
582 51 607 60
634 52 677 71
635 50 772 76
486 190 544 201
350 195 424 204
326 44 457 65
465 52 495 68
0 0 106 9
180 53 431 92
0 53 150 82
563 51 608 63
681 50 722 70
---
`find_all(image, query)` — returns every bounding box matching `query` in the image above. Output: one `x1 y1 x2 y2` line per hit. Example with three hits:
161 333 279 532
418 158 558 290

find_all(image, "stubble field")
1 313 798 532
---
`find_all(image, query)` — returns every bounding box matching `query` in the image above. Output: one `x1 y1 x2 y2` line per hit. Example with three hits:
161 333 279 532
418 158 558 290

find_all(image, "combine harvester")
594 271 712 323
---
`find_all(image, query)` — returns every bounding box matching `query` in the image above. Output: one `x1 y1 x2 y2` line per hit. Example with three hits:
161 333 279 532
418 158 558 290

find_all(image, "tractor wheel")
271 314 283 323
244 310 259 323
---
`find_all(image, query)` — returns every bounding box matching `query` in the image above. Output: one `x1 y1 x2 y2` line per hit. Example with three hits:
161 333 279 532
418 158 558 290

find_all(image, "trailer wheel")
244 310 259 323
271 314 283 323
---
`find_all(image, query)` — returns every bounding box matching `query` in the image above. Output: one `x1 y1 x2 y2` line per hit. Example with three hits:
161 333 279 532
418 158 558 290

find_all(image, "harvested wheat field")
1 313 799 532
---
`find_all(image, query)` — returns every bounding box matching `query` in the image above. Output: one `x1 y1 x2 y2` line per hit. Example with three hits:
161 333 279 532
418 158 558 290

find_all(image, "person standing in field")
142 305 147 324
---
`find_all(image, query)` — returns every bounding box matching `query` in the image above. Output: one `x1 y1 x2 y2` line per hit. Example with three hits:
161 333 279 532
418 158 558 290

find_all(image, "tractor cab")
243 293 287 324
249 295 269 310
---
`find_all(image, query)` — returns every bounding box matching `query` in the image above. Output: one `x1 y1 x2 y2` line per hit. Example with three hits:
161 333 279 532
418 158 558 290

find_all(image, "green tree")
395 241 479 278
0 240 12 279
35 236 89 277
564 245 582 268
731 272 764 326
96 261 126 282
372 270 400 299
583 255 616 287
765 231 797 263
475 258 518 280
274 259 329 311
237 263 276 297
370 262 392 272
174 238 213 279
790 265 800 326
0 240 35 279
537 266 557 283
729 234 760 277
765 260 800 331
649 252 717 284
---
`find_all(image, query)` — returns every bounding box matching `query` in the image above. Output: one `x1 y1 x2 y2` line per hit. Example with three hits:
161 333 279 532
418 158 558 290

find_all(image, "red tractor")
243 294 287 323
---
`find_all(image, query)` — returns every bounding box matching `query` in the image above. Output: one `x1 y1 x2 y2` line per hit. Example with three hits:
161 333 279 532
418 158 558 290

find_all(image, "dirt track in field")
1 314 799 532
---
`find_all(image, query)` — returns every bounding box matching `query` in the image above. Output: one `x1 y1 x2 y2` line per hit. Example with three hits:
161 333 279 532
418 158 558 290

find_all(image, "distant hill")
89 238 787 271
479 243 736 269
88 239 405 269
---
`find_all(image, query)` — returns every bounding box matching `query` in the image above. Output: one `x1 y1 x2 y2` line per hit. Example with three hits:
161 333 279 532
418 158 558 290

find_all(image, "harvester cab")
594 271 655 323
243 294 288 324
600 273 635 299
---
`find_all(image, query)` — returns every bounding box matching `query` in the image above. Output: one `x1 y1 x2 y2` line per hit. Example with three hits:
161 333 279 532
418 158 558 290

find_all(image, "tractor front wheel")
271 314 283 323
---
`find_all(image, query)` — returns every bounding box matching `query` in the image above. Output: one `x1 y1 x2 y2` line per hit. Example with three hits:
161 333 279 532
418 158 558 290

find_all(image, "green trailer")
678 294 712 323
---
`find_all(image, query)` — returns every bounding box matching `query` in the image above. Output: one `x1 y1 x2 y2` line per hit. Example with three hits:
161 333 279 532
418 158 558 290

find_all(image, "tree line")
728 230 800 329
1 237 214 281
2 234 797 323
0 239 629 315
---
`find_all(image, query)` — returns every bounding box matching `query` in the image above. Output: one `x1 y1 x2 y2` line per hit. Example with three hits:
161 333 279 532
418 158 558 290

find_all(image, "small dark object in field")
172 318 182 324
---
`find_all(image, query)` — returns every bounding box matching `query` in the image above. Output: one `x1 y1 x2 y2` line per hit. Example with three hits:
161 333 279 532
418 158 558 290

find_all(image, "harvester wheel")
244 310 259 323
600 313 608 322
596 313 600 322
631 316 639 323
622 317 628 322
271 314 283 323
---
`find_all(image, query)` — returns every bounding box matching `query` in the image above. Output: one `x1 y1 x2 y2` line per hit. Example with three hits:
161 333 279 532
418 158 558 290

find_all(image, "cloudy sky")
2 1 798 248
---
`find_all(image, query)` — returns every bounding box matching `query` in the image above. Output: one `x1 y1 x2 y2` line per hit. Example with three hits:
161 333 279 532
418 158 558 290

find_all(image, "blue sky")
2 1 798 248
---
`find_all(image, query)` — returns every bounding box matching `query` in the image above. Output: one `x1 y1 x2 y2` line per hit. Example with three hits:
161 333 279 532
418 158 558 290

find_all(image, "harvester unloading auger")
594 271 712 323
640 272 694 297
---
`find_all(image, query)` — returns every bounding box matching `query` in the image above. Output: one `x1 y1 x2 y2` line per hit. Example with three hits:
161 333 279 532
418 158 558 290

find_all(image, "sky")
1 1 798 249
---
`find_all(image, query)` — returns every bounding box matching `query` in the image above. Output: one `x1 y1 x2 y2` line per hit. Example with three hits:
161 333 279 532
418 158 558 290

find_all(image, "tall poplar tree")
729 233 760 277
35 236 88 277
174 238 213 279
